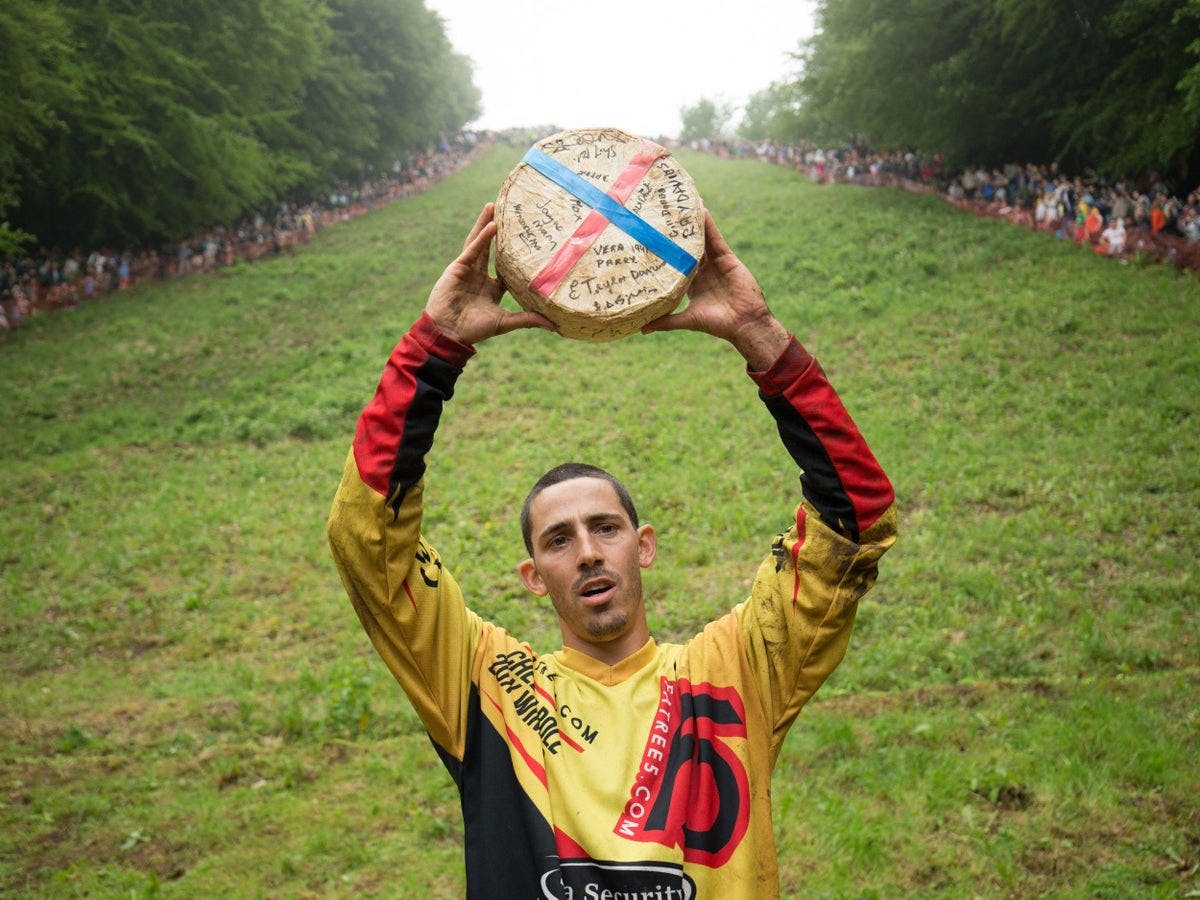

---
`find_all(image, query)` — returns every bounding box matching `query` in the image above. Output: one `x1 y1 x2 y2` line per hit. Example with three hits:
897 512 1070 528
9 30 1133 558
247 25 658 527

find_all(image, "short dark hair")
520 463 639 555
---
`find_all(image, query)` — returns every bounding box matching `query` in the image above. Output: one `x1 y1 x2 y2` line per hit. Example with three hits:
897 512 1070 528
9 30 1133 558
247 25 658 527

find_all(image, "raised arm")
651 212 896 748
328 204 552 757
645 208 894 539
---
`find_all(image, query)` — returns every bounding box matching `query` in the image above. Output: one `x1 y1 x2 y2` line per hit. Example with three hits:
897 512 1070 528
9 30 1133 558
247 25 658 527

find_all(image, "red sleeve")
750 336 894 540
353 312 475 507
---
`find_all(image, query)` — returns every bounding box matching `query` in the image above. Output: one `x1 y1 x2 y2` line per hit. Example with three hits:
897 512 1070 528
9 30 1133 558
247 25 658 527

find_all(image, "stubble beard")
582 605 630 640
552 580 634 643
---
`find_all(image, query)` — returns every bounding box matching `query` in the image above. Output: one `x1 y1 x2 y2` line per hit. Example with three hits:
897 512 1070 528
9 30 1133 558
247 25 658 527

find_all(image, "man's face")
518 477 656 665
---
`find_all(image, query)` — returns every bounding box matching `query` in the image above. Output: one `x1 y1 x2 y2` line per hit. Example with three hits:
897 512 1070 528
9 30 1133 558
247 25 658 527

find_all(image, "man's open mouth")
578 576 616 601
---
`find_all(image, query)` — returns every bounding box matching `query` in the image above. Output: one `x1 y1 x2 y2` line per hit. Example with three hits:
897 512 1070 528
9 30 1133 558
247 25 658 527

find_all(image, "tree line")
686 0 1200 187
0 0 480 257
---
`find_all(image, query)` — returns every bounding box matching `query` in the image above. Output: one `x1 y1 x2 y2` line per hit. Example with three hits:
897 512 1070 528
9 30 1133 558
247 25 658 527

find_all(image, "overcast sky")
424 0 815 139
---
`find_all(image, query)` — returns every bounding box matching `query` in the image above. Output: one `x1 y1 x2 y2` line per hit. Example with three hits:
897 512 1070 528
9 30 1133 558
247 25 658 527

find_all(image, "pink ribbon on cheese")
529 141 667 298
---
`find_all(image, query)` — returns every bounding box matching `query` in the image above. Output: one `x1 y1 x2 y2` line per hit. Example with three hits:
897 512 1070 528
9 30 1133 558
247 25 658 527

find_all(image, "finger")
459 221 498 272
685 252 714 290
702 209 733 259
462 203 495 251
641 306 702 334
493 309 558 335
485 272 508 305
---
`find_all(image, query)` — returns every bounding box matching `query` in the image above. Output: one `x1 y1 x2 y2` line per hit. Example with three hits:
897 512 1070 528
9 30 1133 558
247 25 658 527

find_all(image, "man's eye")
597 523 617 535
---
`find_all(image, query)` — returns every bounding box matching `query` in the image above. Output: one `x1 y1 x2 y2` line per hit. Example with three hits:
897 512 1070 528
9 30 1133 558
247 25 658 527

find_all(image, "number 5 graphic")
640 683 751 867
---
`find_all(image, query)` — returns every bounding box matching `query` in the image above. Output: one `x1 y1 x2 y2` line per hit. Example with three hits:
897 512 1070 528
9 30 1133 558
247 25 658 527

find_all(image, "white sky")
424 0 815 139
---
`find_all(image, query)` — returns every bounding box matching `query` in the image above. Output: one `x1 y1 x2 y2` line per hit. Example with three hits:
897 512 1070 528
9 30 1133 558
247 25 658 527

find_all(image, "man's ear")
637 523 657 569
517 557 548 596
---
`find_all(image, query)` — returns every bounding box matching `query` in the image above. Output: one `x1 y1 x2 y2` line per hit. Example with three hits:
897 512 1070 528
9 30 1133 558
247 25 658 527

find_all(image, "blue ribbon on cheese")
521 148 698 276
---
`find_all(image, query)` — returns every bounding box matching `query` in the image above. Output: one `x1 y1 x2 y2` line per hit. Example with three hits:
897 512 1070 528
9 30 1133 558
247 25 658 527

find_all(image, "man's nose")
576 532 602 567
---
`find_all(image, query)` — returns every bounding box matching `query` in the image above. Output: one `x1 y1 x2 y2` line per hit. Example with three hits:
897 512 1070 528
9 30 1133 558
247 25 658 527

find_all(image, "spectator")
0 131 488 331
1099 217 1127 255
1150 198 1167 234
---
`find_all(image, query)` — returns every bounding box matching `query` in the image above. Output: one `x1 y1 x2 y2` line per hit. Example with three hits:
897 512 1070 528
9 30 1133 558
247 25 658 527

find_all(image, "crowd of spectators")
692 138 1200 274
9 132 1196 335
0 132 485 333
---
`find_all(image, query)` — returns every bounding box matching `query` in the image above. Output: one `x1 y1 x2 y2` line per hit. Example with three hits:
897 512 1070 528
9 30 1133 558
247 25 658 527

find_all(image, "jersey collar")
554 638 658 686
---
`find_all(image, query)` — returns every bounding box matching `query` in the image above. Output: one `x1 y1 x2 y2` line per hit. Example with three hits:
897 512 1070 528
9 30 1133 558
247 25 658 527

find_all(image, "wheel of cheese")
494 127 705 341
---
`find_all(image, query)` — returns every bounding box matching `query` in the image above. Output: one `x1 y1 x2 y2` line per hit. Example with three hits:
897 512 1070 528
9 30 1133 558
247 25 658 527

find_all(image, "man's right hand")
425 203 556 345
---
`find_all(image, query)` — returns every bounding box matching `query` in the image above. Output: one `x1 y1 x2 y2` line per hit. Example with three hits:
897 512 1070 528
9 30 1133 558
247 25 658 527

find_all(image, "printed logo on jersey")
487 648 601 755
613 677 750 867
414 538 442 588
771 531 790 572
540 860 695 900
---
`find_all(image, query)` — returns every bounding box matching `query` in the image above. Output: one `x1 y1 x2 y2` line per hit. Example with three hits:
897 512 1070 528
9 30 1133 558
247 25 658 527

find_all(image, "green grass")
2 144 1197 897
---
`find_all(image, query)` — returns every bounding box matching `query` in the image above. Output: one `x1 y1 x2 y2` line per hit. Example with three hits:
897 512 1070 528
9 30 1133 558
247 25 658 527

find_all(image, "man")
327 203 897 897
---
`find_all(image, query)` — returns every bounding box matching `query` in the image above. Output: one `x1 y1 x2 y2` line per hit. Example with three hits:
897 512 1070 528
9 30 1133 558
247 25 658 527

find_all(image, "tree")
0 0 76 256
738 81 806 143
679 98 733 143
754 0 1200 182
316 0 479 172
5 0 483 253
1047 0 1200 181
17 0 328 248
796 0 986 155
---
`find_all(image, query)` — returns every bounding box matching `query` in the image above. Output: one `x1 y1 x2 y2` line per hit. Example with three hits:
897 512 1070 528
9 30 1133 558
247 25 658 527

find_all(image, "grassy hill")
2 143 1197 897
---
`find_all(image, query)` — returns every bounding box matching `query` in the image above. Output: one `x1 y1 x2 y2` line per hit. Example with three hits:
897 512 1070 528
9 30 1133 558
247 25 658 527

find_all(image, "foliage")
738 80 806 143
308 0 479 179
736 0 1200 183
679 97 734 143
4 0 479 252
0 148 1197 896
0 0 75 255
